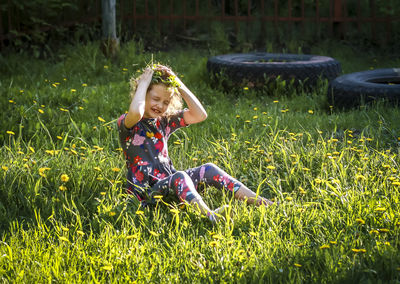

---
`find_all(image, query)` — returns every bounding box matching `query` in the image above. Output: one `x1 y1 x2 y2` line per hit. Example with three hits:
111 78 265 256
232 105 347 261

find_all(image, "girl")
117 64 273 222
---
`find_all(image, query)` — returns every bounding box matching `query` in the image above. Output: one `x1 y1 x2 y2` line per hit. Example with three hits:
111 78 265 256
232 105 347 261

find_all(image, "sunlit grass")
1 41 400 282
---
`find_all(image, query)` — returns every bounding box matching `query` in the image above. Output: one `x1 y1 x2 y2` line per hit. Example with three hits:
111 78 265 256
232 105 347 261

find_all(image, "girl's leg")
186 163 273 207
151 171 220 221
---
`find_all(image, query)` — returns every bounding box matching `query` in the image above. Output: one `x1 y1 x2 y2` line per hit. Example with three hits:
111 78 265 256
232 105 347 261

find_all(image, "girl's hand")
137 67 154 88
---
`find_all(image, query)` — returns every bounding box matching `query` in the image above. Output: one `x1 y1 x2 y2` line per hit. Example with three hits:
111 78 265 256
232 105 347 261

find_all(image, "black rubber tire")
328 68 400 108
207 53 341 89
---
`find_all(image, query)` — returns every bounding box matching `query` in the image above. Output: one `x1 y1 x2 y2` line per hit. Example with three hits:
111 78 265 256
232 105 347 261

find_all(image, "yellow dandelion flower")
60 174 70 182
209 241 219 247
273 100 279 103
266 165 276 170
319 244 330 249
249 232 258 237
375 207 386 212
111 167 120 172
330 241 337 245
356 218 365 224
253 115 258 119
109 211 116 216
2 166 9 171
308 110 314 114
285 196 293 201
59 236 69 242
6 131 15 135
82 83 87 87
39 167 50 177
294 263 302 267
243 87 249 90
98 116 106 123
253 107 257 111
104 65 109 69
70 89 76 92
59 185 67 191
100 192 106 196
302 167 310 172
122 68 128 71
379 228 389 233
135 210 144 215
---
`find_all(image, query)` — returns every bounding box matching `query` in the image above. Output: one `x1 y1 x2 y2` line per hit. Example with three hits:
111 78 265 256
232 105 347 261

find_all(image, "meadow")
1 40 400 283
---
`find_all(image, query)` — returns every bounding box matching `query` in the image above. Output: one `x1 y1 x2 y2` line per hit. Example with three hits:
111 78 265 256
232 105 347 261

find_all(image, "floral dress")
117 110 189 201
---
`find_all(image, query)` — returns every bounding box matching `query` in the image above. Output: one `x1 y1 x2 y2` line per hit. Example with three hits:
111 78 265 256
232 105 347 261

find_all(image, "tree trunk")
101 0 119 59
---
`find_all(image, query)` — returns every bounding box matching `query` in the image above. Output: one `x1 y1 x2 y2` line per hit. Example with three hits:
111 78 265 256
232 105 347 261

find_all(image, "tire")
207 53 341 90
328 68 400 108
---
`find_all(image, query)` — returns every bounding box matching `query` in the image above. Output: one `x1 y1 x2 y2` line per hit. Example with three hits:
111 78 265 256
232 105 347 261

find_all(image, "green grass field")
1 40 400 283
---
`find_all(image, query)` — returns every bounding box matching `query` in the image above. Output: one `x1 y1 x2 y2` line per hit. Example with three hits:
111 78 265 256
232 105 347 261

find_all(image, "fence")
1 0 398 49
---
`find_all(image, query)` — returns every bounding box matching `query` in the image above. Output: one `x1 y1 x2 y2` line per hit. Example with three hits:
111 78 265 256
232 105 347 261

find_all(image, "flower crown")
150 64 181 89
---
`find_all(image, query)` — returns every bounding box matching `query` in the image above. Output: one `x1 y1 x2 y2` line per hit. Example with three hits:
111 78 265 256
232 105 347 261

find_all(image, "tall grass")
1 40 399 283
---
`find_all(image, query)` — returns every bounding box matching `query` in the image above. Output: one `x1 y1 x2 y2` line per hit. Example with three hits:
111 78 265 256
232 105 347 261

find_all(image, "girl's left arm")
178 81 208 125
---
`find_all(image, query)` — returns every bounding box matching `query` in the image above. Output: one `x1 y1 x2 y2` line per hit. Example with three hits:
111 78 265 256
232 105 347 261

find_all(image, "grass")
1 40 400 283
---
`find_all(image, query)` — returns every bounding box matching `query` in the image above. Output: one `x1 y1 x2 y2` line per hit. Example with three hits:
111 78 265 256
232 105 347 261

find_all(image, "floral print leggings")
150 163 243 203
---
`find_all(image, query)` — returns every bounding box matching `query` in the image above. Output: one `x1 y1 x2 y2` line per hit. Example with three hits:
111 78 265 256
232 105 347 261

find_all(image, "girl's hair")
129 66 183 116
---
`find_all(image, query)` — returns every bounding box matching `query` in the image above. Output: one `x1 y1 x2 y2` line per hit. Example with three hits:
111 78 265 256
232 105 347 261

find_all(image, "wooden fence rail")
0 0 398 48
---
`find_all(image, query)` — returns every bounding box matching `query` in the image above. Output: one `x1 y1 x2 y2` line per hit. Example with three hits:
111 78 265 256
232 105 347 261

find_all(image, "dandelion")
285 196 293 201
94 167 101 171
308 110 314 114
59 236 69 242
236 115 240 118
253 115 258 119
6 131 15 135
356 218 365 224
60 174 70 182
59 185 67 191
111 167 120 172
302 167 310 172
82 83 87 87
109 211 116 216
352 248 366 253
243 87 249 90
375 207 386 212
330 241 337 245
249 232 258 237
273 100 279 103
98 116 106 123
209 241 219 247
100 192 106 196
39 167 50 177
379 228 389 233
266 165 276 170
104 65 109 69
2 166 9 171
135 210 144 215
319 244 330 249
59 108 69 112
294 263 302 267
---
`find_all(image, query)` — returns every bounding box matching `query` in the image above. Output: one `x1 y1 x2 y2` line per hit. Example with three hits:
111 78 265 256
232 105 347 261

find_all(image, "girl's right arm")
124 68 153 129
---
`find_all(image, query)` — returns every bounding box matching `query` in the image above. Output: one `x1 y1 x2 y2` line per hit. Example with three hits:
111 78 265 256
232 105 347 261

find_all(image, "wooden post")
101 0 119 59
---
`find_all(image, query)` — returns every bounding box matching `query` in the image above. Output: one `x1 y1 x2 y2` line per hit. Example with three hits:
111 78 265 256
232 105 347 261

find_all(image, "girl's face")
143 84 173 118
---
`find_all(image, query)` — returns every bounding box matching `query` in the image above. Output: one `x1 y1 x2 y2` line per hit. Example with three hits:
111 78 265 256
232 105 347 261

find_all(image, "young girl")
117 64 273 222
